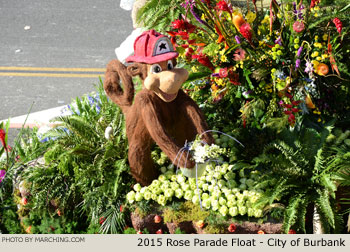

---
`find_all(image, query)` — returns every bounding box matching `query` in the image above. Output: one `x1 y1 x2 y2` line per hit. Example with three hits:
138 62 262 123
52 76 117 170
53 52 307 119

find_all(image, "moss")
203 223 227 234
163 201 209 224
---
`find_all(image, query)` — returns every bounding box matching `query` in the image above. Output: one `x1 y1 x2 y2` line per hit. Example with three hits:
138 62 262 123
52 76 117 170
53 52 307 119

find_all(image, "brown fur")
104 59 214 186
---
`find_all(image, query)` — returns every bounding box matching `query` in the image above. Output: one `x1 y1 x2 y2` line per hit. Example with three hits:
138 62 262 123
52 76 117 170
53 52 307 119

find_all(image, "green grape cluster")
126 162 267 218
327 128 350 146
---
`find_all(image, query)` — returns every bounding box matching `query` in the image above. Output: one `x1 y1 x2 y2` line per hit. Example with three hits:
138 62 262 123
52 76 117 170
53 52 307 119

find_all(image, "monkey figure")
104 30 214 186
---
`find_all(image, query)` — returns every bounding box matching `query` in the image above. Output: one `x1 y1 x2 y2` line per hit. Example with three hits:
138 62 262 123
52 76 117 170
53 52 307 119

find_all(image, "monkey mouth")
157 88 178 102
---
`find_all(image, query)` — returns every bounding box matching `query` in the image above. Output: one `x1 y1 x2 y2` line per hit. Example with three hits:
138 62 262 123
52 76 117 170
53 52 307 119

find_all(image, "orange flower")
316 63 329 76
232 14 246 31
257 230 265 234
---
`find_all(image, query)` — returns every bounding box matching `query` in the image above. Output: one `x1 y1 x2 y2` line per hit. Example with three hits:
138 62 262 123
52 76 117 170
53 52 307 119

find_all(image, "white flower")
104 126 113 140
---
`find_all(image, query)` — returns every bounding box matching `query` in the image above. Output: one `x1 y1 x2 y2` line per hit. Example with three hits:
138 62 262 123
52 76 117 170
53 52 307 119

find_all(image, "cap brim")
125 52 178 64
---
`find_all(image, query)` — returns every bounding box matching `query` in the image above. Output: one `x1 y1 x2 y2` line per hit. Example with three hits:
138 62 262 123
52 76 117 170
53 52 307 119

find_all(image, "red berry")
119 205 124 212
156 229 163 234
137 230 142 234
288 229 296 234
196 220 205 229
154 215 162 223
228 224 236 233
21 197 28 206
257 230 265 234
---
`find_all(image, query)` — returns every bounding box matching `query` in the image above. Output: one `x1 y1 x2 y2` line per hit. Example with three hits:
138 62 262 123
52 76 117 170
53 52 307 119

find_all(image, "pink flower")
0 129 6 151
219 68 228 78
233 48 246 61
0 170 6 183
293 21 305 33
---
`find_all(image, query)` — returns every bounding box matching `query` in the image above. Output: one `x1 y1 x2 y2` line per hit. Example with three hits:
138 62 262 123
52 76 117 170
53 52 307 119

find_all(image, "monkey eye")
167 60 174 70
151 64 162 74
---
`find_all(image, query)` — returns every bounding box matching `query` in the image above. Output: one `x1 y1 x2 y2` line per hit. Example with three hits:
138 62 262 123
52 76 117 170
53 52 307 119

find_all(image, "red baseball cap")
126 30 178 64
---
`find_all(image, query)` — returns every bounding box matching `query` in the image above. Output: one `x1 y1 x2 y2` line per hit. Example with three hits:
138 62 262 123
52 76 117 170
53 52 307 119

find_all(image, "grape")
192 195 200 204
160 166 167 174
224 171 236 181
202 183 209 191
226 194 236 202
175 188 184 199
227 199 237 207
201 193 210 199
218 179 226 188
170 182 180 190
151 193 158 201
184 190 194 200
135 192 143 202
158 174 166 182
238 206 247 215
143 191 152 200
219 197 227 206
239 183 247 190
133 183 142 192
229 206 238 217
211 200 219 211
126 191 136 203
157 195 167 206
202 199 211 209
164 188 174 198
219 205 228 216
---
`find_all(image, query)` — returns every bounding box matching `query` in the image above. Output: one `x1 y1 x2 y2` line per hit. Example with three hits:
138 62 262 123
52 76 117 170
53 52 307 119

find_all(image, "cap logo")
153 37 174 56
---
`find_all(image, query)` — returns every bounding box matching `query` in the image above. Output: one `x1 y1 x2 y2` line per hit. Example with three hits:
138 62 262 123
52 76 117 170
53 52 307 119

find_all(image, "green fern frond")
315 188 335 229
283 194 304 233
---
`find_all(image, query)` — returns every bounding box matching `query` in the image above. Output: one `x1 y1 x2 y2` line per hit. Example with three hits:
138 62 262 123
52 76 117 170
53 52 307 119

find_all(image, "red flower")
288 229 296 234
310 0 321 8
239 23 252 43
171 19 185 30
333 18 343 35
293 21 305 33
99 216 106 225
228 224 236 233
216 1 230 12
288 114 296 125
192 53 215 71
0 129 7 151
119 205 124 212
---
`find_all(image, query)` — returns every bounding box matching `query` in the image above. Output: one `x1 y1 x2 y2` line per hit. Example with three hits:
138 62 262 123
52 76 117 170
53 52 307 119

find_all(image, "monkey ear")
127 63 147 80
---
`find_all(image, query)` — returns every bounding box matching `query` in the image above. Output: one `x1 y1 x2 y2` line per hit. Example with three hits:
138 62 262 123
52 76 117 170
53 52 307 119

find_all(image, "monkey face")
143 60 189 102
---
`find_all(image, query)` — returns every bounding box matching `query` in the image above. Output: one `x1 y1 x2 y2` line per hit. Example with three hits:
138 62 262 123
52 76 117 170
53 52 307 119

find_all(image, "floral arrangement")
127 135 268 218
169 0 350 128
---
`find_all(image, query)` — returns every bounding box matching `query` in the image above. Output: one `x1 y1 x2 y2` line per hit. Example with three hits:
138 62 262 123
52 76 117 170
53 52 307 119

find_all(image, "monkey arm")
141 100 195 169
104 60 135 113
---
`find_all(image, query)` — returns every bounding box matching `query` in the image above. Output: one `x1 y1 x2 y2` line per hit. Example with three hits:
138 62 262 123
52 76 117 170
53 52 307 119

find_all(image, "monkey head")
126 30 189 102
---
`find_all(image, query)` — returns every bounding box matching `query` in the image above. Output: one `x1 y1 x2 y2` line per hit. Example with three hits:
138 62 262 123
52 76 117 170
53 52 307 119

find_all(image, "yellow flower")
322 34 328 41
314 36 319 41
191 66 198 73
322 54 328 60
294 38 300 44
316 56 322 61
317 118 322 122
220 55 228 62
261 15 270 25
314 42 322 48
314 12 318 17
271 68 277 73
312 60 320 68
246 11 256 23
277 13 282 19
311 51 319 57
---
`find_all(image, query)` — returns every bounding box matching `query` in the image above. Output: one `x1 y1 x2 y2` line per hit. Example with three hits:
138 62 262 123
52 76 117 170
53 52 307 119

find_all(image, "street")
0 0 133 143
